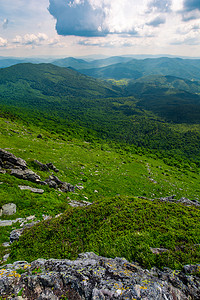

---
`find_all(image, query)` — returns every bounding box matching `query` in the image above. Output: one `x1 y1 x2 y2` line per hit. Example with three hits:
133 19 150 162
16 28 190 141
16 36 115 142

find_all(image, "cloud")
147 16 166 27
13 33 48 46
148 0 172 12
48 0 108 37
0 37 8 47
48 0 150 37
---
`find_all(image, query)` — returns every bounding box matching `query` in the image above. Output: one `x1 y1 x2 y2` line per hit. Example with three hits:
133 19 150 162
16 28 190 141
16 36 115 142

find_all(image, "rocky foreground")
0 252 200 299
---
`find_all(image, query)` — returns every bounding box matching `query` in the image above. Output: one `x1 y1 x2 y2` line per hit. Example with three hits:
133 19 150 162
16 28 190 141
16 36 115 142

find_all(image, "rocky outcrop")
0 252 199 299
45 175 75 192
34 160 59 173
0 149 27 170
11 169 41 183
0 148 75 192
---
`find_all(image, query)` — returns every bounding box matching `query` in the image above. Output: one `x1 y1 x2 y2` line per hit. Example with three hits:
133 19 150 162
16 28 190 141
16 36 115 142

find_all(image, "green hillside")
0 112 199 270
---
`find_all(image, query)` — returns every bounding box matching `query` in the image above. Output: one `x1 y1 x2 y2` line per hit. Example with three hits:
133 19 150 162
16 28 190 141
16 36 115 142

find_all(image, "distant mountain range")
1 56 200 82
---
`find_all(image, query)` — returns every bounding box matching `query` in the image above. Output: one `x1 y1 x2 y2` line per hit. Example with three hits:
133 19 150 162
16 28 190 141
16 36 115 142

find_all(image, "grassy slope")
0 114 199 269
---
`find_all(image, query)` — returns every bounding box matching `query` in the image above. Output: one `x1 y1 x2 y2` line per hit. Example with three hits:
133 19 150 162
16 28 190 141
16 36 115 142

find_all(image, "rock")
18 185 44 194
34 160 59 173
60 182 75 192
34 159 49 171
2 253 9 262
0 253 200 299
45 175 75 192
10 228 24 243
68 200 92 207
2 242 10 247
0 148 27 170
11 169 41 183
159 195 200 207
0 220 13 226
10 221 40 243
150 247 169 255
1 203 16 216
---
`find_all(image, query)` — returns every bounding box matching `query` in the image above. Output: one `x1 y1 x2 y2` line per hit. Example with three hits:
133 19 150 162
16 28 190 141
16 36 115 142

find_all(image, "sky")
0 0 200 58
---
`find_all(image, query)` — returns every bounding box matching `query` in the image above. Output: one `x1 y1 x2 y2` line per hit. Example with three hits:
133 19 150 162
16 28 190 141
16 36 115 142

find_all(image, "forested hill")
0 63 199 167
0 63 120 98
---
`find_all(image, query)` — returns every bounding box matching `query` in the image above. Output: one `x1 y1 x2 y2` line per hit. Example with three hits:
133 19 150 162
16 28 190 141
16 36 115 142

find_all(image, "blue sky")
0 0 200 57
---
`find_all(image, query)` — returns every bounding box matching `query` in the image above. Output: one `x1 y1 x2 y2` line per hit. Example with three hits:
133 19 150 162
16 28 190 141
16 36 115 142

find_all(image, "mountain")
0 63 120 99
52 56 133 69
79 57 200 81
0 63 199 166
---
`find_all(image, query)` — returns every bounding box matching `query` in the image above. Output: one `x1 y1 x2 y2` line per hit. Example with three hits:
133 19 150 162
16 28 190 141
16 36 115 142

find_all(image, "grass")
10 196 200 270
0 114 200 269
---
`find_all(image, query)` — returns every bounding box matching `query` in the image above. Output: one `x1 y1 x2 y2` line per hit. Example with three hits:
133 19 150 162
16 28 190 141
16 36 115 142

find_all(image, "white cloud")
13 33 48 46
0 37 8 47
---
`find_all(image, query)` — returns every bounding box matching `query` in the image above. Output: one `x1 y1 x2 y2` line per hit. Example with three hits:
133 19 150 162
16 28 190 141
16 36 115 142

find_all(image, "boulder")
1 203 16 216
11 169 41 183
0 252 200 299
0 148 27 170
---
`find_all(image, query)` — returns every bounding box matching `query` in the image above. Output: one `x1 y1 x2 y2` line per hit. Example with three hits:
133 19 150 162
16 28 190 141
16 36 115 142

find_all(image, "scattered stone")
158 195 200 207
10 228 24 243
94 190 98 193
148 177 157 184
18 185 44 194
26 215 35 221
68 200 92 207
76 185 84 190
2 242 10 247
0 220 13 226
42 215 52 221
0 252 200 299
2 253 9 262
10 221 40 243
1 203 16 216
150 247 169 255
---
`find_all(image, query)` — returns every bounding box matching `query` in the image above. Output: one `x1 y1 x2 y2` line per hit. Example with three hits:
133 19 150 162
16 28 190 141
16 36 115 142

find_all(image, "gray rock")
0 148 27 170
10 228 24 243
150 248 169 255
11 169 41 183
0 220 13 226
159 195 200 207
0 253 199 299
18 185 44 194
1 203 16 216
68 200 92 207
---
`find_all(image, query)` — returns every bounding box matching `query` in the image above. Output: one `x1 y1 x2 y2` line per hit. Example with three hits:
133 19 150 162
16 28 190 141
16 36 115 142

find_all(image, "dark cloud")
148 0 172 12
147 16 166 27
48 0 108 37
183 0 200 12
